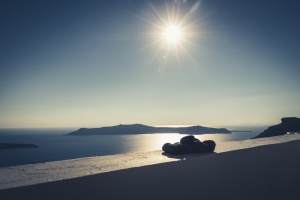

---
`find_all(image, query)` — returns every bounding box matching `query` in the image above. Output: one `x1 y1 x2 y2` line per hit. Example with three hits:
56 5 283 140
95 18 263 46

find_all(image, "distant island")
66 124 231 136
254 117 300 138
0 143 38 150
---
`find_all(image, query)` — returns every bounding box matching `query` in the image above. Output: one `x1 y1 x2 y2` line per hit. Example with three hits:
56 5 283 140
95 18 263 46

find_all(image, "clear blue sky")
1 0 299 128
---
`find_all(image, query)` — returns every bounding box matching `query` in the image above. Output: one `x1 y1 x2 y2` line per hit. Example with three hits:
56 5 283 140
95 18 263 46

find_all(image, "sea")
0 126 266 168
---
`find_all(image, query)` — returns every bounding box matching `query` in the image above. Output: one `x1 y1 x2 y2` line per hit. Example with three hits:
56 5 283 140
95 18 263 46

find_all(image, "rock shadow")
161 152 216 160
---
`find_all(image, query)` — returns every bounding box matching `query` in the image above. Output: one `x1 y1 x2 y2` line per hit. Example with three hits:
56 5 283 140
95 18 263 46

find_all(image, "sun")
140 0 202 64
163 25 182 44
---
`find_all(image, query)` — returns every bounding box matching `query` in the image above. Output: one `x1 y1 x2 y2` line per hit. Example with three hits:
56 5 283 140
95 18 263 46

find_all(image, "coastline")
0 131 260 168
1 135 300 199
1 134 300 190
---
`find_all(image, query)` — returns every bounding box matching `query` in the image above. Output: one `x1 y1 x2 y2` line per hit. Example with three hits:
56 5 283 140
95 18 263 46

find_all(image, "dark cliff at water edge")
254 117 300 139
66 124 231 136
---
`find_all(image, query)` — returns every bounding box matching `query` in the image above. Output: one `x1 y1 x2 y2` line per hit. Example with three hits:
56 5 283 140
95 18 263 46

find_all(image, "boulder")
180 135 200 144
162 135 216 155
203 140 216 152
162 142 192 155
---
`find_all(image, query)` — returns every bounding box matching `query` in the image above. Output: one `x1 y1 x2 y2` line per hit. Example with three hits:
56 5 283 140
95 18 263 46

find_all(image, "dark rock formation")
162 142 191 155
0 143 38 150
162 135 216 155
180 135 200 144
203 140 216 152
67 124 230 136
254 117 300 138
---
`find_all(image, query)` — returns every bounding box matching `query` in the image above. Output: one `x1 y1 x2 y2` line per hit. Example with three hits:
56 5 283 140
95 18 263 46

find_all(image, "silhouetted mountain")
0 143 38 149
67 124 231 136
254 117 300 138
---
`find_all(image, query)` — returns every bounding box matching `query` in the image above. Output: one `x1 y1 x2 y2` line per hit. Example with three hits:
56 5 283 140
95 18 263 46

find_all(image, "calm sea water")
0 126 265 167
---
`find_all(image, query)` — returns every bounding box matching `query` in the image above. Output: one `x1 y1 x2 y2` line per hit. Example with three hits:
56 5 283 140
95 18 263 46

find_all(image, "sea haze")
0 126 265 167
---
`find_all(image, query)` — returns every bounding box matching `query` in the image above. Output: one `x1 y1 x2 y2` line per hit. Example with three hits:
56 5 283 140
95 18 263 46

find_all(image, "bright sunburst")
163 25 182 44
141 1 202 65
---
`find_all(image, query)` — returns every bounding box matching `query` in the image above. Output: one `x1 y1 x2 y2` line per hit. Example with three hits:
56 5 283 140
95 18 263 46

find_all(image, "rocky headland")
254 117 300 138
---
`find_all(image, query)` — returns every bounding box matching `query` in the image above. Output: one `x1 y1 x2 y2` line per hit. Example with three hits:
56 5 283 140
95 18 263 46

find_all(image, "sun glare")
163 25 182 44
141 1 201 65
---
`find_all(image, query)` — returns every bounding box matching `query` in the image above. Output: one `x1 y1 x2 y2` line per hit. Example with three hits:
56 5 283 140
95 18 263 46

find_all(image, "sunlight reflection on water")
0 130 260 167
121 132 259 153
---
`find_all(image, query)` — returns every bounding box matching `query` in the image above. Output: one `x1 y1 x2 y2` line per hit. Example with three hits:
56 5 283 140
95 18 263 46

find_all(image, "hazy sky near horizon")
1 0 299 128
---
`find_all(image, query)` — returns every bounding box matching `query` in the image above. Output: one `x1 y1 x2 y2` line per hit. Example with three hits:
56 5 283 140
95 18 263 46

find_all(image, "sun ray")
136 1 204 68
